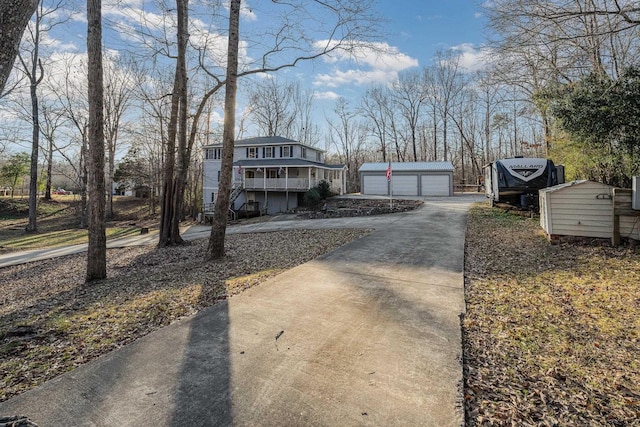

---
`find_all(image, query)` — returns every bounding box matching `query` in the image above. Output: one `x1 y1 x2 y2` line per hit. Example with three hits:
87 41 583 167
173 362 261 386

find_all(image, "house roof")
234 158 346 170
204 136 322 151
539 180 611 194
358 162 454 173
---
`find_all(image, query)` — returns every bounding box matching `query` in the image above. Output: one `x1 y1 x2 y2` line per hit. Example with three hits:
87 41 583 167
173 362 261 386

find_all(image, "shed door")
421 175 450 196
363 175 389 195
392 175 418 196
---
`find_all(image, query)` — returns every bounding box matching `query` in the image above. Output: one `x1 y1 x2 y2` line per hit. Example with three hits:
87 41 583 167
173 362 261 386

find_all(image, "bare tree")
155 0 380 252
392 69 427 162
432 51 463 162
50 54 90 226
290 82 321 146
246 78 296 137
328 98 366 192
484 0 640 157
158 0 188 247
86 0 107 281
0 0 38 96
104 54 135 218
17 0 67 232
360 85 391 162
40 100 65 199
206 0 240 259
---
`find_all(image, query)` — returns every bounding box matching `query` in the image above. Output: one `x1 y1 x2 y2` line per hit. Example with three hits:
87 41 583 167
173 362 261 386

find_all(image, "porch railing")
244 178 312 190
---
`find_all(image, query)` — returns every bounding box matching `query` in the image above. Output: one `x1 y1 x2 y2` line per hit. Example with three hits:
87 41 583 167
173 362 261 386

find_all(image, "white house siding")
392 175 418 196
421 175 451 196
540 181 615 239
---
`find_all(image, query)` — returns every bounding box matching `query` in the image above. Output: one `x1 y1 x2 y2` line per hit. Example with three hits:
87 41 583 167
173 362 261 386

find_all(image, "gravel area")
0 228 371 402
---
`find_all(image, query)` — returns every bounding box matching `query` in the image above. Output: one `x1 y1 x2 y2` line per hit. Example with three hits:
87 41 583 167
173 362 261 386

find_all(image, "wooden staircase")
203 183 244 221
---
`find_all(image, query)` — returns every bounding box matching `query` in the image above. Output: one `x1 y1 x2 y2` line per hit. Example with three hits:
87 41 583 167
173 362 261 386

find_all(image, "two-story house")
203 136 346 215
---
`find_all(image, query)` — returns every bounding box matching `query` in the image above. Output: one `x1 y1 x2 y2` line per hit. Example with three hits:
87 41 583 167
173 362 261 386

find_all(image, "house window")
205 148 221 160
264 146 274 158
247 147 258 158
301 147 307 159
211 192 216 202
316 152 322 162
282 146 292 157
267 169 277 179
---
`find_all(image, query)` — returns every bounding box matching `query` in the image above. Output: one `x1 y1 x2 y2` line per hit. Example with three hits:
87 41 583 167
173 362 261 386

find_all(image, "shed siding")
620 216 640 239
541 181 615 238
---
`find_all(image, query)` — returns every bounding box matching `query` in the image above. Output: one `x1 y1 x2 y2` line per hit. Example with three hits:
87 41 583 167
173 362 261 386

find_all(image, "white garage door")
363 175 389 195
421 175 450 196
392 175 418 196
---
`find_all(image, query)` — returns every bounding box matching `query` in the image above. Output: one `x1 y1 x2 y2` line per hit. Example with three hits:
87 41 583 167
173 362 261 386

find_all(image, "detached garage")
358 162 454 196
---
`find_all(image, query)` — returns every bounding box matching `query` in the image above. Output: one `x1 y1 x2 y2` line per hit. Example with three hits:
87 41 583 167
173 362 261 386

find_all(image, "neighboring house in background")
203 136 346 216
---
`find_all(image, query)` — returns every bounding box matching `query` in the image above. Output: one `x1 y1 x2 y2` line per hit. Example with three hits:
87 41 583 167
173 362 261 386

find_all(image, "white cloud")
450 43 494 73
313 90 340 100
240 2 257 21
69 10 87 24
312 40 419 87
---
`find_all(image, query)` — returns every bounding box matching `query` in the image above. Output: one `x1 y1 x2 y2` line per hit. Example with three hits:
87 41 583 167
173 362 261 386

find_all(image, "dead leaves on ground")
464 205 640 426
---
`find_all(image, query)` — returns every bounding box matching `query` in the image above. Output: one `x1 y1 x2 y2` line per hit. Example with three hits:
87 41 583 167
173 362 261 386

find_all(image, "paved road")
0 194 484 426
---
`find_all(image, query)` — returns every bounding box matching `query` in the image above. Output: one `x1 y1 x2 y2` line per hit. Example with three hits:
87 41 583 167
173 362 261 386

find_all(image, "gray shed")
358 162 454 196
540 180 638 240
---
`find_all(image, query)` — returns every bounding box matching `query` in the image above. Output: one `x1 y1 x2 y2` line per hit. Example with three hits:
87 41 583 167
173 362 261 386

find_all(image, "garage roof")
358 162 454 172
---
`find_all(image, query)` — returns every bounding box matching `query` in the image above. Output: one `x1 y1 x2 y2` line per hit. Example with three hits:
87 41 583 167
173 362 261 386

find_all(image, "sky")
299 0 489 102
378 1 486 67
3 0 490 151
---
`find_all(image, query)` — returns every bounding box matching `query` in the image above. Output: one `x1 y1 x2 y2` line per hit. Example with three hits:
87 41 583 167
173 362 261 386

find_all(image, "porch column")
285 167 289 211
308 168 311 189
342 168 346 195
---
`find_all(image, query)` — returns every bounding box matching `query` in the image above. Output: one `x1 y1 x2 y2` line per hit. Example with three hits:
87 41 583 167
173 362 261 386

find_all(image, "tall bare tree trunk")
21 5 45 233
171 0 189 244
0 0 37 95
207 0 240 259
26 69 40 232
159 0 188 247
44 133 53 199
159 75 179 246
86 0 106 281
79 137 88 228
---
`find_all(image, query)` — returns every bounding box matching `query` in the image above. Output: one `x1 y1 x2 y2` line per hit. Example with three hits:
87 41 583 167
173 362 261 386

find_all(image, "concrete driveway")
0 194 483 426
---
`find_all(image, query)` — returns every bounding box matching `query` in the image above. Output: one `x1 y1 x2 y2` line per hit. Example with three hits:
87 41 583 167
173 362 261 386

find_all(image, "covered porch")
233 164 345 195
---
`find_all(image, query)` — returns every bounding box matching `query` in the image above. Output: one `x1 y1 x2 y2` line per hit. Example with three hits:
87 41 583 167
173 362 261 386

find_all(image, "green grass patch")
0 226 140 250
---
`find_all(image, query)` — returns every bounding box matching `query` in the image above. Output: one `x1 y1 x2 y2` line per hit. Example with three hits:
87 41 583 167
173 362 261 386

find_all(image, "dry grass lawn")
463 205 640 426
